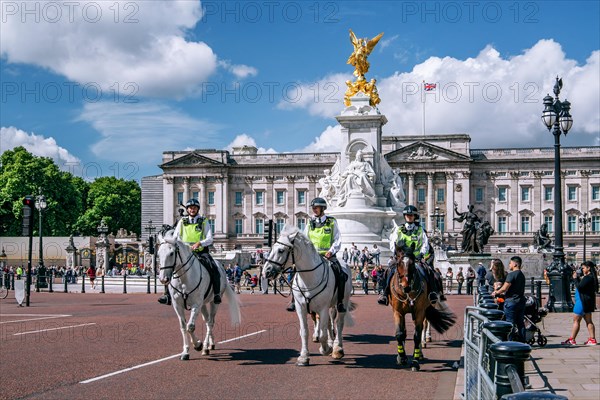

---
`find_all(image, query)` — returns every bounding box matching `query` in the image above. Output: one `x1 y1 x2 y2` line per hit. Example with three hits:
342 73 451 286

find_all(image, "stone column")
446 172 456 232
266 176 275 220
286 176 296 226
426 172 434 232
580 170 591 213
533 171 544 230
221 175 229 237
510 171 520 233
199 176 207 216
308 175 318 204
244 176 253 234
183 177 190 205
95 240 109 271
163 176 175 225
486 172 497 231
407 172 415 207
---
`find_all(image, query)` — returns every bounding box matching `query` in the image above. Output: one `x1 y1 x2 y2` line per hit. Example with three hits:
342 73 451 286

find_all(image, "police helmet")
403 205 419 216
185 198 201 209
310 197 328 209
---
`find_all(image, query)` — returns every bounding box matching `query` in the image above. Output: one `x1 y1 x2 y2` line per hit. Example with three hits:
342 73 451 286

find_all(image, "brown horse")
389 243 456 371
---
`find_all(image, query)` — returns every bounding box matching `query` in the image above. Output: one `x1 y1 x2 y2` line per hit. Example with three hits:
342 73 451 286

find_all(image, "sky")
1 0 599 181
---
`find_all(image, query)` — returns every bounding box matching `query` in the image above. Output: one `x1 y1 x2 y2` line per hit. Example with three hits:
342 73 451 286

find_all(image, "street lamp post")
35 188 48 288
579 212 591 263
541 76 574 312
430 206 445 248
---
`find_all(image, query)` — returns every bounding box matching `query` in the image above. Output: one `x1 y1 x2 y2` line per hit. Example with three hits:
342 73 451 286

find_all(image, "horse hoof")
194 342 203 351
296 358 310 366
201 349 210 356
422 342 427 348
332 348 344 359
312 336 319 343
180 354 190 361
320 346 332 356
396 355 408 366
411 361 420 371
187 324 195 333
210 344 215 350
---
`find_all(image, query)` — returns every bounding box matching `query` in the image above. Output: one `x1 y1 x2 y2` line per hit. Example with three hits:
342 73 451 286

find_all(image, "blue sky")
1 0 599 181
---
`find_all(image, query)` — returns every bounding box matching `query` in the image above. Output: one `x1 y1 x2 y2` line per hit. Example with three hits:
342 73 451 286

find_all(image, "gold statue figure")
345 29 383 107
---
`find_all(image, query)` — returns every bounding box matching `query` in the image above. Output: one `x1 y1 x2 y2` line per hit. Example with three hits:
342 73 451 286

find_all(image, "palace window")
417 187 426 203
255 218 264 234
521 187 530 202
235 191 243 206
567 186 577 201
177 192 183 205
436 188 445 202
297 190 306 205
592 185 600 201
498 187 507 202
276 218 285 234
475 187 484 203
544 215 553 233
297 218 306 231
498 216 507 233
192 191 199 200
521 216 530 233
592 216 600 233
207 191 215 205
276 190 285 205
208 219 215 233
567 215 577 232
255 191 264 205
544 186 553 202
235 219 243 235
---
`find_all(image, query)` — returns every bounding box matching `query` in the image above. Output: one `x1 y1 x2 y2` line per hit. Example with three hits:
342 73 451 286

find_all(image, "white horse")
157 229 241 360
262 225 354 366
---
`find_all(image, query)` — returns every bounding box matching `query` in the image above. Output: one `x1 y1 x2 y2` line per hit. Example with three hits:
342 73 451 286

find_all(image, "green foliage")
0 147 141 237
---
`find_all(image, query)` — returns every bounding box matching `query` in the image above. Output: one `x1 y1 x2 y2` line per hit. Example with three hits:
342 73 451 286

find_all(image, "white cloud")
78 101 222 165
219 61 259 79
0 1 218 98
284 40 600 148
225 134 277 153
0 126 81 168
297 125 341 153
379 34 399 51
277 73 351 118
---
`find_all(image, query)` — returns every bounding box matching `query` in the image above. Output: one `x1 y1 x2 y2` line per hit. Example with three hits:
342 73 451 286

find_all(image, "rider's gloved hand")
416 253 424 262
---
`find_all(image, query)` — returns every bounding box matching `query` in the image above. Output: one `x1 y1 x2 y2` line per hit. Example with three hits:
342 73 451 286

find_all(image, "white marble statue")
389 171 405 207
336 149 376 207
318 169 336 203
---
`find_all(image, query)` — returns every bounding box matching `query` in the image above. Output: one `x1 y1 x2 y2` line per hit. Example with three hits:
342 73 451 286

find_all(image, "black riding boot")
378 269 391 306
158 286 171 305
337 276 346 313
286 300 296 312
210 264 222 304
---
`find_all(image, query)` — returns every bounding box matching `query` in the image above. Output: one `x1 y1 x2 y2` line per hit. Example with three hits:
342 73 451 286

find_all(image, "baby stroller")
524 295 548 346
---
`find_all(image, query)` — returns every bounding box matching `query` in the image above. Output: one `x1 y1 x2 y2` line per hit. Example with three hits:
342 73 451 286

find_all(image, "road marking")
0 314 72 324
80 329 268 384
218 329 266 344
14 323 97 336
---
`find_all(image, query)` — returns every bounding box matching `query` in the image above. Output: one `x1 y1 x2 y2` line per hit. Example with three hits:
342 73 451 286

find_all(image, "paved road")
0 292 471 400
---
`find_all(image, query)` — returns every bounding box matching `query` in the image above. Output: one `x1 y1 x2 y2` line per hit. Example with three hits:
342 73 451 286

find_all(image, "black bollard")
147 275 151 294
489 341 532 398
49 271 53 293
100 275 105 294
480 309 505 322
10 272 15 290
483 321 513 342
501 391 568 400
36 273 40 292
535 280 542 308
530 277 535 296
123 274 127 294
64 275 68 293
81 273 85 293
479 302 499 310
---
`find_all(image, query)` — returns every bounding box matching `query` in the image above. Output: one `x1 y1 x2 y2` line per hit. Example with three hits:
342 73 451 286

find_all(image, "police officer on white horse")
158 198 222 305
378 205 443 306
287 197 347 313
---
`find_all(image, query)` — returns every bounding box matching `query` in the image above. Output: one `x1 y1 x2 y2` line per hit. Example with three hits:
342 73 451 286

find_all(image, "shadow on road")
345 333 393 345
208 348 297 365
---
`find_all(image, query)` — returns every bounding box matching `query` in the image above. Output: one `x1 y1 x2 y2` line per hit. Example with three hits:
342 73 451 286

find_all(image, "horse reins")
159 242 205 310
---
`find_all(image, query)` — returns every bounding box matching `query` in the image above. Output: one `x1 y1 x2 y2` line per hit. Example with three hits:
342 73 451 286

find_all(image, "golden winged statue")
345 29 383 107
347 29 384 78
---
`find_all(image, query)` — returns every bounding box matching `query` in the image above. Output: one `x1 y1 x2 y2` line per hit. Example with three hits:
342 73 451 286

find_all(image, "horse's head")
157 228 178 284
394 242 416 289
262 227 299 279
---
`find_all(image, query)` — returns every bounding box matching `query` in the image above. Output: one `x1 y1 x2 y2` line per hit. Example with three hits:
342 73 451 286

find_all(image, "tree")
75 177 141 236
0 147 84 236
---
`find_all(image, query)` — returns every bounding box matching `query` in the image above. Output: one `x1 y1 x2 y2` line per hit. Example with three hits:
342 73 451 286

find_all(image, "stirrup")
428 292 439 304
337 303 346 313
213 295 222 304
286 302 296 312
377 295 389 306
158 295 171 305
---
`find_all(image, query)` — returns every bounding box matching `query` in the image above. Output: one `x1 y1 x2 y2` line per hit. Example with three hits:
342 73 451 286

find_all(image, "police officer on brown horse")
287 197 347 313
158 198 222 305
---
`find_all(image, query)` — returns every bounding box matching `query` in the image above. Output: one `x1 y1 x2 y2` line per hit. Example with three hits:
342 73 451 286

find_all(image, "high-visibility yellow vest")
308 217 335 255
180 218 206 251
396 225 429 258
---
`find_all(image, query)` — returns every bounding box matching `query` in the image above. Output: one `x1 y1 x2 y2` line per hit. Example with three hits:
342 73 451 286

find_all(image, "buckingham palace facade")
142 134 600 265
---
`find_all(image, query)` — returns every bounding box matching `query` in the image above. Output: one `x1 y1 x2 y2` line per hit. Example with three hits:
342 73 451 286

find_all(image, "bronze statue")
534 223 553 251
453 202 492 253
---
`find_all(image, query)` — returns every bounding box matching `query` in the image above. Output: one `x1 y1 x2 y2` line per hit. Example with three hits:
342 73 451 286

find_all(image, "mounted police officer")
378 205 441 306
287 197 347 313
158 198 222 305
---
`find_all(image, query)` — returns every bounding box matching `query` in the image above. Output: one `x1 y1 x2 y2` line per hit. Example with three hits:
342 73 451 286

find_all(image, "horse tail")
223 283 241 326
347 300 358 312
343 301 357 327
425 303 456 334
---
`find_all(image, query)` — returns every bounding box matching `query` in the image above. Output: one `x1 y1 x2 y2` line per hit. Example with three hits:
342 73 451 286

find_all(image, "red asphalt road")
0 292 471 400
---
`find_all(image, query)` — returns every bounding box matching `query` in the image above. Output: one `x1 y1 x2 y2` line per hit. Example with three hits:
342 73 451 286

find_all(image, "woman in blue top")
562 261 598 346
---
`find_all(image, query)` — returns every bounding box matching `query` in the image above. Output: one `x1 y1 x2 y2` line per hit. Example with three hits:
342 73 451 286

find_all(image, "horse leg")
207 302 218 350
332 307 345 359
394 311 408 367
311 312 319 343
187 304 203 352
327 308 336 350
174 303 191 361
412 315 424 371
422 318 431 348
317 310 332 356
296 305 310 366
200 304 212 355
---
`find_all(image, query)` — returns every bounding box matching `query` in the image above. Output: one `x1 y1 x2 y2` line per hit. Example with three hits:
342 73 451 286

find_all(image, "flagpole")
422 81 426 136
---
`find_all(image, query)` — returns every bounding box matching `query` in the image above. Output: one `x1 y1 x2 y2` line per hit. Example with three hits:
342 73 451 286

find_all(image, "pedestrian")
87 266 96 289
490 259 507 290
361 265 370 295
445 267 453 294
16 265 23 280
342 248 349 265
456 267 465 295
249 274 258 294
466 266 476 295
371 244 380 266
492 256 526 342
233 263 242 294
562 260 598 345
476 262 487 287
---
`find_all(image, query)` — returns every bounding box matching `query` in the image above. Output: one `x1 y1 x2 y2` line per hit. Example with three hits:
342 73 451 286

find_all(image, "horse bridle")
391 252 423 306
158 242 195 280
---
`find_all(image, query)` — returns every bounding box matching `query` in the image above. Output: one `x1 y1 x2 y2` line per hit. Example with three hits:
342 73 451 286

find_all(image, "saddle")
328 258 348 286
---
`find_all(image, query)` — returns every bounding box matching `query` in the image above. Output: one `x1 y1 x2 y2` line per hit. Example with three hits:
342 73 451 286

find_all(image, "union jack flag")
424 82 436 91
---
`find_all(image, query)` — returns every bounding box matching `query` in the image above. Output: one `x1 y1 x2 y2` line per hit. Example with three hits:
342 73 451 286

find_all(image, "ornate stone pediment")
161 152 227 169
385 141 471 163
